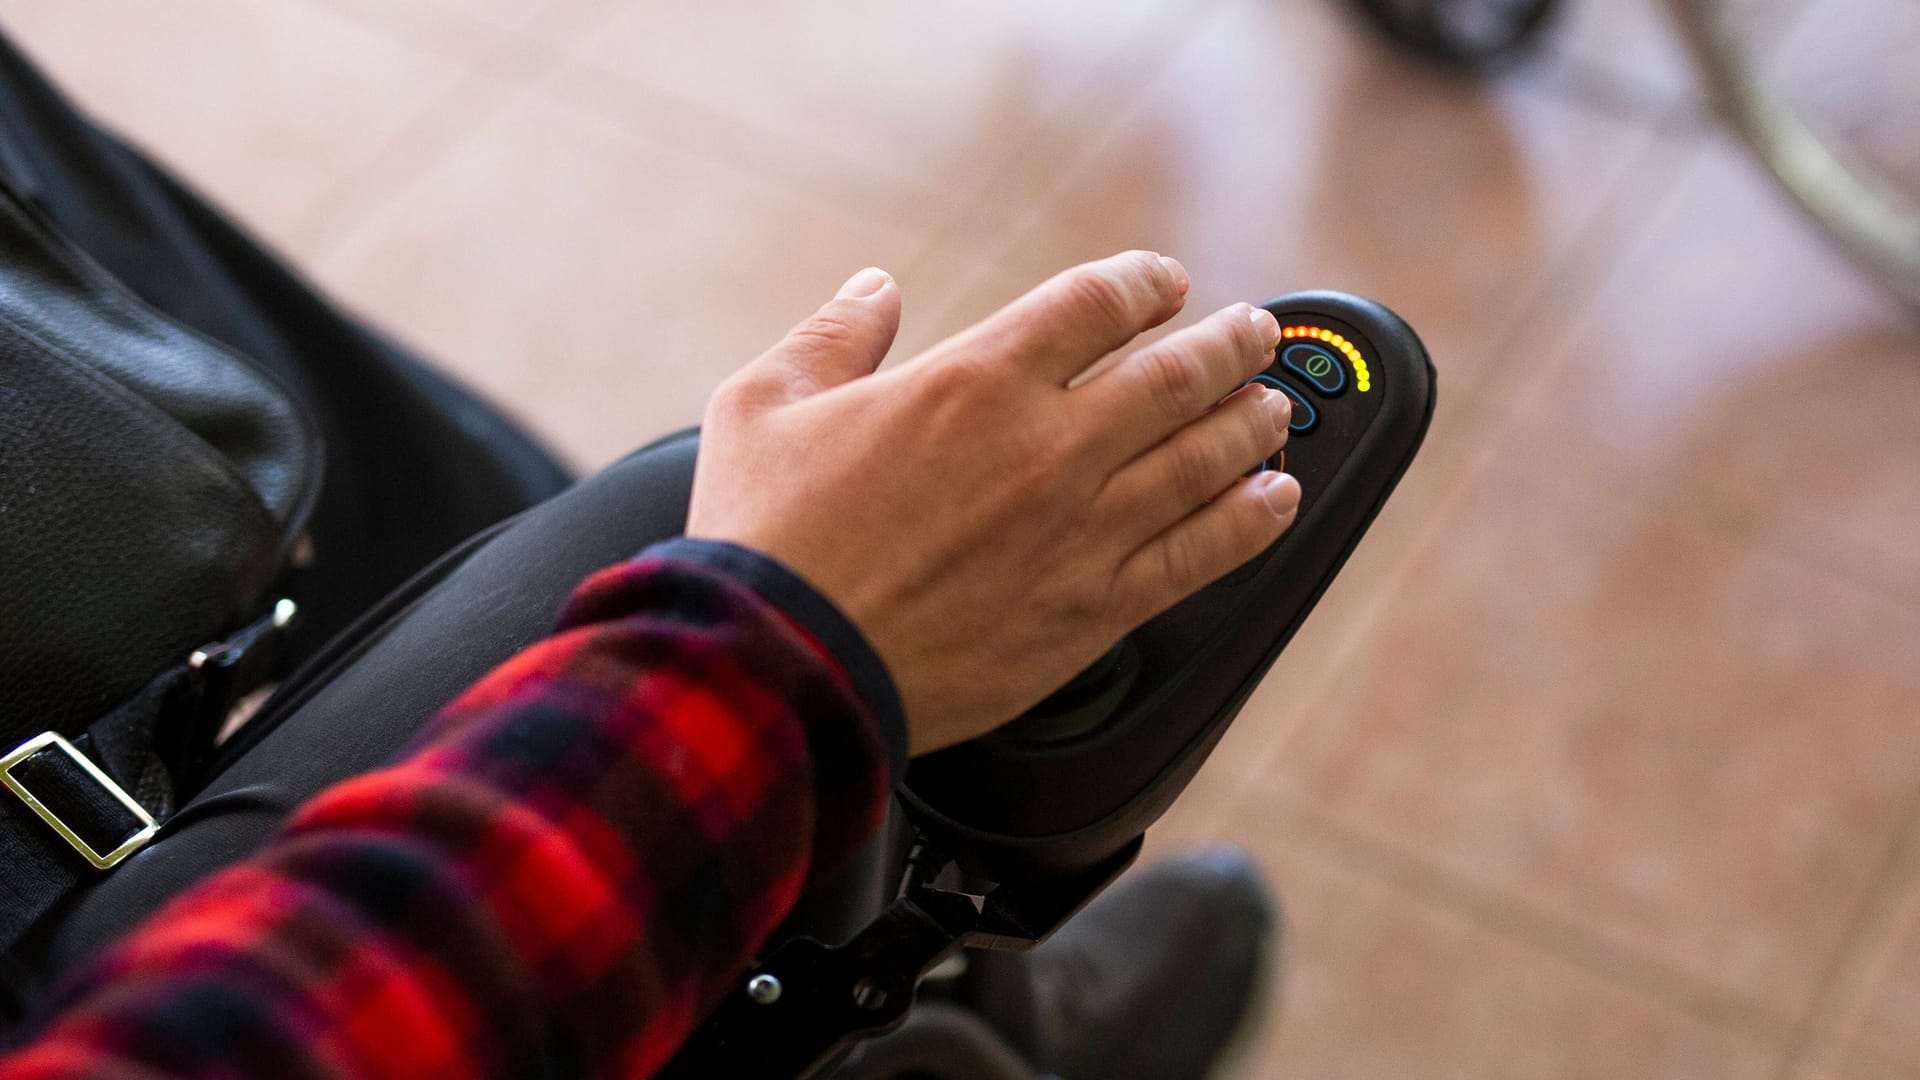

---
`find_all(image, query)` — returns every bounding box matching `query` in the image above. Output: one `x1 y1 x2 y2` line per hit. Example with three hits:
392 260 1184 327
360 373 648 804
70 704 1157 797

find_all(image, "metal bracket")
660 836 1142 1080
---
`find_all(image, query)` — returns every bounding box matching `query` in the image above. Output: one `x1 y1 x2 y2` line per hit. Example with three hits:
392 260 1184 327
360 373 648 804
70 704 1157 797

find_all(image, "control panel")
900 291 1436 880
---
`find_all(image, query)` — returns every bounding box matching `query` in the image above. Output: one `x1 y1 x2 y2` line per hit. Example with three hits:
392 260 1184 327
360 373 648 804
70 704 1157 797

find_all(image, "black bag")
0 31 573 1013
0 178 319 750
0 175 320 945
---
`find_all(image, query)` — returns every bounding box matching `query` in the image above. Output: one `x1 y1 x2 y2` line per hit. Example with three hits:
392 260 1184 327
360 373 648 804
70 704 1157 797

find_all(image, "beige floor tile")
1837 877 1920 1071
0 0 96 40
1216 827 1780 1079
1264 419 1920 1017
333 0 570 33
941 0 1681 401
1834 1044 1920 1080
312 87 941 470
301 0 529 63
562 0 1206 230
1515 133 1920 599
0 0 484 259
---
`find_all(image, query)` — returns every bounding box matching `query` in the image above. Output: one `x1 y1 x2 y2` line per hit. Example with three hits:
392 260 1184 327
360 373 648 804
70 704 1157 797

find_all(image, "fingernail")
1260 385 1292 433
1158 256 1189 296
1253 471 1301 516
837 266 892 300
1249 306 1281 346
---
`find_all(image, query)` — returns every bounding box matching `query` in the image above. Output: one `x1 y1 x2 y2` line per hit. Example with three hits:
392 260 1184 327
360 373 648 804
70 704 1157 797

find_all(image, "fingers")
726 267 902 410
1094 381 1291 548
1074 303 1283 466
1113 471 1301 623
956 251 1188 385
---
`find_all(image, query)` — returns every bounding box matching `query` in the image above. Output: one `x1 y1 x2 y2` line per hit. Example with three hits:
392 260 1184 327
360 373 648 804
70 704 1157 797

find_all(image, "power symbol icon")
1282 343 1347 397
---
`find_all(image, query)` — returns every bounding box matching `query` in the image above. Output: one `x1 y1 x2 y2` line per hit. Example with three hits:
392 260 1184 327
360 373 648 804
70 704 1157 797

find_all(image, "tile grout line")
270 0 539 254
281 0 513 56
884 0 1249 286
1271 794 1802 1052
1513 385 1920 619
520 0 1239 303
1775 768 1920 1077
298 0 1243 300
527 60 941 237
286 0 640 269
1162 132 1777 1058
1195 0 1911 1044
1185 111 1920 1068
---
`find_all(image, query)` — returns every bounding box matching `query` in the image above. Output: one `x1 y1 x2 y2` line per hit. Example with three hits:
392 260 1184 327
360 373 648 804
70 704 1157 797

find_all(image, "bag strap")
0 601 294 955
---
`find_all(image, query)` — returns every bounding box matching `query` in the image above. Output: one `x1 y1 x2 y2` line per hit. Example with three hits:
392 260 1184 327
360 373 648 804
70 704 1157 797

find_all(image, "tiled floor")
5 0 1919 1075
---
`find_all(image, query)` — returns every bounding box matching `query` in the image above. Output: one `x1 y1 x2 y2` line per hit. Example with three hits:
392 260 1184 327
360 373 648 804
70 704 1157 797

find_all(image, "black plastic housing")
900 291 1437 880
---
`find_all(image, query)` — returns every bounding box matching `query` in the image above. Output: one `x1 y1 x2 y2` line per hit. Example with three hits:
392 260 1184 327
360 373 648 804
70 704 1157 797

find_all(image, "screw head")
746 973 783 1005
851 978 889 1011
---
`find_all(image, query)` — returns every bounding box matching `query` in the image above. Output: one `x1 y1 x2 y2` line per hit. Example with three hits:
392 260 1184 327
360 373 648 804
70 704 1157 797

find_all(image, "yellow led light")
1279 323 1373 393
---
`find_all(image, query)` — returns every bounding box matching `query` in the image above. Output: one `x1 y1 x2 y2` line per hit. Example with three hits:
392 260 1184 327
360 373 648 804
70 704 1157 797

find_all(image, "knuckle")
785 310 861 355
708 370 759 418
1244 392 1283 452
922 353 1000 403
1157 531 1203 592
1060 581 1109 626
1060 267 1138 335
1140 347 1205 419
1042 422 1095 479
1169 438 1219 503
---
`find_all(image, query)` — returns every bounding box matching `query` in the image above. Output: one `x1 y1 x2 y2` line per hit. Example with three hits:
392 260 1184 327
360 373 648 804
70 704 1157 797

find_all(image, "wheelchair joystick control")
902 291 1436 880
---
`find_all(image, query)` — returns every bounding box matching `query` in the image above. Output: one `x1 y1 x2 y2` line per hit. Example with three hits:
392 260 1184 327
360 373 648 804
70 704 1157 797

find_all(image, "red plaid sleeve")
0 547 899 1079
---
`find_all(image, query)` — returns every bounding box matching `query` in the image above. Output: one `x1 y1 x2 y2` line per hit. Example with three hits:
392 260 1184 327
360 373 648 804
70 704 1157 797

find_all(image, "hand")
687 252 1299 755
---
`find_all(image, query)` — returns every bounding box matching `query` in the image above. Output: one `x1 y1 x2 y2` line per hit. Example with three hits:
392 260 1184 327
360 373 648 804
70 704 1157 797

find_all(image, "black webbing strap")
0 672 179 952
0 601 292 957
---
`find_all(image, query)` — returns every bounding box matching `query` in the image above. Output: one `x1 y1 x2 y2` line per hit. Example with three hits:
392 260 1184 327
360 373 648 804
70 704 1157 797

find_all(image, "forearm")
0 544 901 1080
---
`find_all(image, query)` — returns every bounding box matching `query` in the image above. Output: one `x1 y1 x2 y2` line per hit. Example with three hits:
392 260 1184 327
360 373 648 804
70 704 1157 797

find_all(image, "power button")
1282 343 1346 396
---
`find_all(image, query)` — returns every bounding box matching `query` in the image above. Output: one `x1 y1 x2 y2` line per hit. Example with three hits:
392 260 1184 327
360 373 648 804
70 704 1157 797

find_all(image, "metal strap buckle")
1 733 158 870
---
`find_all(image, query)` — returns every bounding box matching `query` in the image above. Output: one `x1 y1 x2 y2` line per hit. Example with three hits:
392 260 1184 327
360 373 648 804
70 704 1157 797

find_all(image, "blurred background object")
1 0 1916 1075
1351 0 1564 69
1352 0 1920 312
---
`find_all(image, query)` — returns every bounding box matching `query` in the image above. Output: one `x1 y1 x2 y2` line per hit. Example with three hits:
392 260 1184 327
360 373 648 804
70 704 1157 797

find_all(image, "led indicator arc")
1280 325 1371 393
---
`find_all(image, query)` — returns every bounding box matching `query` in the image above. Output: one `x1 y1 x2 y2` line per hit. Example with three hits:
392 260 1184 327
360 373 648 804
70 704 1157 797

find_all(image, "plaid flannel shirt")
0 539 906 1079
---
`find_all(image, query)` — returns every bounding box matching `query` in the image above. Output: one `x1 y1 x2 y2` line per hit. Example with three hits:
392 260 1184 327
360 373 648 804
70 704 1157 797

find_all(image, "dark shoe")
965 845 1280 1080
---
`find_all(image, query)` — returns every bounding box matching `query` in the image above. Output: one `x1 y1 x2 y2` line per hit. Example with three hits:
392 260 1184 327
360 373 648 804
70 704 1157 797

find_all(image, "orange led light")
1280 324 1372 393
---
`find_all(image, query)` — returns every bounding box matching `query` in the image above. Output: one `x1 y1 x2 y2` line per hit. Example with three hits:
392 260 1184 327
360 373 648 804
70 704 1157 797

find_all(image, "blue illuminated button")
1250 375 1316 434
1282 343 1346 396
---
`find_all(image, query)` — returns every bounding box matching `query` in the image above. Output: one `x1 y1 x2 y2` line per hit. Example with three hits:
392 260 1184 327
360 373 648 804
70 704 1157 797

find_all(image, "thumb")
751 267 902 403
